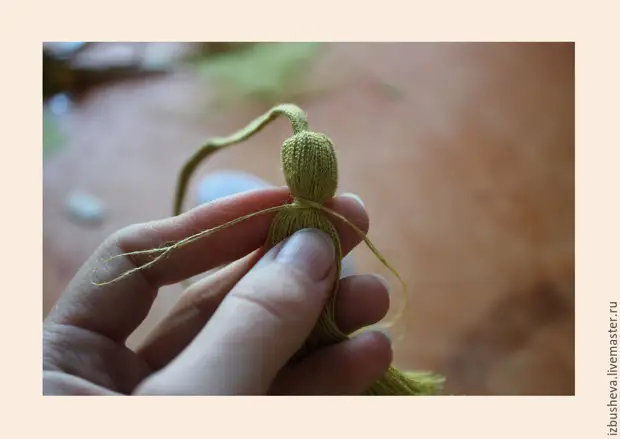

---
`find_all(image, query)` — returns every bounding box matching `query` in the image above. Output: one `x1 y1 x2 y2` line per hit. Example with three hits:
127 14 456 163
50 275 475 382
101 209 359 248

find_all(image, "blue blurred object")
48 93 72 116
197 171 271 205
47 42 87 57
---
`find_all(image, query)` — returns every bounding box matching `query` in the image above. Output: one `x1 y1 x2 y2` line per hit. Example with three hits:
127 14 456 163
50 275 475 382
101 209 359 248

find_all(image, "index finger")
46 187 292 342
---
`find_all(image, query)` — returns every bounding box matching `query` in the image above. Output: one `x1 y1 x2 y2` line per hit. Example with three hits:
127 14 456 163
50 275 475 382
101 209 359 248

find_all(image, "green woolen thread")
173 103 444 396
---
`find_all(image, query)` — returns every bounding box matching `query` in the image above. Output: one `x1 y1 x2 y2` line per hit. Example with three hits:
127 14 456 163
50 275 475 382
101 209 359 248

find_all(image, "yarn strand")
91 204 289 286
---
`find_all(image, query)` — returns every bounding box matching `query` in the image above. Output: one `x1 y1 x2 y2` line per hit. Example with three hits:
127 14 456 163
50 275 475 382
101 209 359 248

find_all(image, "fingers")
134 229 339 395
138 269 390 370
271 331 393 395
136 251 262 369
46 188 368 343
120 191 369 288
335 275 390 334
135 196 375 369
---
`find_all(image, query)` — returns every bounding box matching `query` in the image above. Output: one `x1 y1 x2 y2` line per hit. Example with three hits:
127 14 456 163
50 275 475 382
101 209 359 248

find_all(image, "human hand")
43 187 392 395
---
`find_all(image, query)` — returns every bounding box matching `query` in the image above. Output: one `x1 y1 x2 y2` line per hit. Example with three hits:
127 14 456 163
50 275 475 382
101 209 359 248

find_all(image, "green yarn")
171 103 444 396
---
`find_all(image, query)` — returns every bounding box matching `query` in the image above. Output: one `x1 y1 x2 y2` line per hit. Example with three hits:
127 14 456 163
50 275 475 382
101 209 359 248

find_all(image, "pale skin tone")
43 187 393 395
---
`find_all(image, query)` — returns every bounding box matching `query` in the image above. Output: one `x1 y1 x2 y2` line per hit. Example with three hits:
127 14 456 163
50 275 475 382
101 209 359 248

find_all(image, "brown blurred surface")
42 42 574 395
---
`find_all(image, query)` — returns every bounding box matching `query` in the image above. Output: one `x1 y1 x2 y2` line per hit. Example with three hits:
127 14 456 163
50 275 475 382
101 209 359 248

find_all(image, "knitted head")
281 131 338 204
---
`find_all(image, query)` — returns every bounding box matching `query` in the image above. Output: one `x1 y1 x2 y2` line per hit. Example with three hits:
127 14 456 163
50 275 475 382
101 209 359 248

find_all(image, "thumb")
135 228 337 395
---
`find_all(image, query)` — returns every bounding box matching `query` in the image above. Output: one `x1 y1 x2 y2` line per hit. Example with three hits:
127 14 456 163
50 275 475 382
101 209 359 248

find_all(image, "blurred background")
42 42 575 395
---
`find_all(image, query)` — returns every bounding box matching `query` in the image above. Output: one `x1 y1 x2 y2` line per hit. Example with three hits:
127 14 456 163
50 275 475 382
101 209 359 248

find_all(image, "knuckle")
231 263 321 324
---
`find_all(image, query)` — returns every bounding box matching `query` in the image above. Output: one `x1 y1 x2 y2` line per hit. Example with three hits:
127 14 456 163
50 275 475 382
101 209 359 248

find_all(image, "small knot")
281 131 338 204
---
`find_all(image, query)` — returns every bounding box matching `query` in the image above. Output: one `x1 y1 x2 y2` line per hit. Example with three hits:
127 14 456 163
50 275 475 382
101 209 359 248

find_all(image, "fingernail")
371 274 390 293
276 229 335 281
377 329 392 344
341 192 365 208
357 329 392 346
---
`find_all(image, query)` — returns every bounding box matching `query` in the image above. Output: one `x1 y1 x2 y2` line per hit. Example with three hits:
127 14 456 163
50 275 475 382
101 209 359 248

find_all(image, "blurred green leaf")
192 42 323 104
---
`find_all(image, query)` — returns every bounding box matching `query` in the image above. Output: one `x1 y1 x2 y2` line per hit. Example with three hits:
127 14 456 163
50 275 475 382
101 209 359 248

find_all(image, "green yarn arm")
173 104 309 216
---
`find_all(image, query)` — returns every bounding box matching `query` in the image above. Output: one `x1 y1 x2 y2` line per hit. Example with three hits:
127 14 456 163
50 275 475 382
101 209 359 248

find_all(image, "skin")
43 187 393 395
